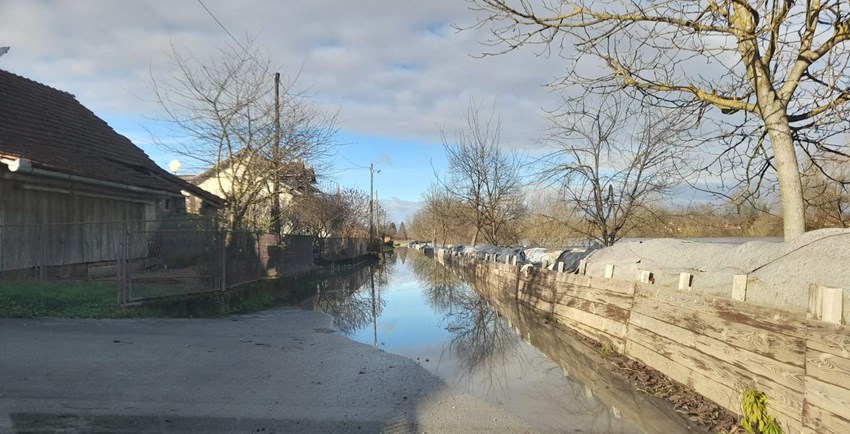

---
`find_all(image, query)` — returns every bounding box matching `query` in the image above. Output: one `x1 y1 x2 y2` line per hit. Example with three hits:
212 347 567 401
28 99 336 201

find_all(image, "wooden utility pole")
271 72 282 241
369 162 374 249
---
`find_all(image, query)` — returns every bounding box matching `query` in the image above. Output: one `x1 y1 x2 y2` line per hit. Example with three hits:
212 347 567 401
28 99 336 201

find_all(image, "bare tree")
540 94 687 246
802 156 850 228
467 0 850 241
437 99 527 246
149 39 336 232
288 187 373 238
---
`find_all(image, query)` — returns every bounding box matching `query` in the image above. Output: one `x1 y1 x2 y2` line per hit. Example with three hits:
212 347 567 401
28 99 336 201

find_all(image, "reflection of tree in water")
397 247 408 264
311 263 385 335
411 253 631 432
410 253 522 394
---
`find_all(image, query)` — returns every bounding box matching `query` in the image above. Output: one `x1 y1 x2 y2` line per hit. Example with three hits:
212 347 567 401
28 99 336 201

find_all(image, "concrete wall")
436 248 850 434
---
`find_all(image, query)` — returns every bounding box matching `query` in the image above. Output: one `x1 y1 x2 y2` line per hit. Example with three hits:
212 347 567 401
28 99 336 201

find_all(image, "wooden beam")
732 275 748 301
808 285 844 324
605 264 615 279
678 273 693 291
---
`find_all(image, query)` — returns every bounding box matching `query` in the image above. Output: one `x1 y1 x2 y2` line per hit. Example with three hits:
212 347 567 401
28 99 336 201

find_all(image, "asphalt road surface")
0 308 535 433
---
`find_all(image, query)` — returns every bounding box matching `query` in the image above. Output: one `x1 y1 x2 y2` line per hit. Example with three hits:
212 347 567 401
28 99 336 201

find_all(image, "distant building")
185 151 317 231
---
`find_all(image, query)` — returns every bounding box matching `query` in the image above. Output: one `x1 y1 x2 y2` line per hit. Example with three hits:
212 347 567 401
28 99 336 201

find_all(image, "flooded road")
306 249 697 433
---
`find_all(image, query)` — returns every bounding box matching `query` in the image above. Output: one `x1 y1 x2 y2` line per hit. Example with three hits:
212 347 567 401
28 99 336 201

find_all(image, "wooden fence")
436 249 850 434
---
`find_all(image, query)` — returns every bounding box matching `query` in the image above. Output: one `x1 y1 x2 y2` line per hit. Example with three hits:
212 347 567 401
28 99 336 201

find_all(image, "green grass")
0 280 124 318
0 275 321 319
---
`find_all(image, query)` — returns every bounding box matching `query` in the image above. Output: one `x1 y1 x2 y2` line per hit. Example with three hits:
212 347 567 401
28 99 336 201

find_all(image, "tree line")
406 0 850 246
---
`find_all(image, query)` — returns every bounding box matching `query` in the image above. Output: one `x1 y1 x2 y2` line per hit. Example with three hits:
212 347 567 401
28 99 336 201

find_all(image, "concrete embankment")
436 246 850 434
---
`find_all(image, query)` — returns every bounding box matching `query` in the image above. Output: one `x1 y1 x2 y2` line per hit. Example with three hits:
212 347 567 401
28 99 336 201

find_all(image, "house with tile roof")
0 68 224 274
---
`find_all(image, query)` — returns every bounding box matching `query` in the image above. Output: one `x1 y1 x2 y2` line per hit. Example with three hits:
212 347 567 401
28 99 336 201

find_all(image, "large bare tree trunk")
765 110 806 240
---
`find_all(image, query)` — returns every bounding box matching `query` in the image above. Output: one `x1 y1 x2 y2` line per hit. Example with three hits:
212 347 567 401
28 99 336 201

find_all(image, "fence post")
808 284 843 324
732 275 748 301
117 230 123 305
38 223 46 280
678 273 693 291
604 264 615 279
219 229 227 291
637 270 652 284
118 227 128 304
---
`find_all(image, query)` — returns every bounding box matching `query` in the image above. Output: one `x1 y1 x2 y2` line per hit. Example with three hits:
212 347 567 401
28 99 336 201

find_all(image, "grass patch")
0 275 321 319
0 280 124 318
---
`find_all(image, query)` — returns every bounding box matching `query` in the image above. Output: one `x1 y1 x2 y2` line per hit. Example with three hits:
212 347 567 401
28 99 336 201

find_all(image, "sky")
0 0 571 224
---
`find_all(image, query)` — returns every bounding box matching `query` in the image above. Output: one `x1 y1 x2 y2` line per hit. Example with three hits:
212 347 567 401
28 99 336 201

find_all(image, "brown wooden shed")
0 69 223 275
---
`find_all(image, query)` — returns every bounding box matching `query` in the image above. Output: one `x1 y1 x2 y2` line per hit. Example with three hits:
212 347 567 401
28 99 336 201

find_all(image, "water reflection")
304 250 703 433
410 253 524 393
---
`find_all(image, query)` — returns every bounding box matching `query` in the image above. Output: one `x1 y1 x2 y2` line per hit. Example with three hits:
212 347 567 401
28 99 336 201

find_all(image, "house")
0 68 223 275
186 150 318 231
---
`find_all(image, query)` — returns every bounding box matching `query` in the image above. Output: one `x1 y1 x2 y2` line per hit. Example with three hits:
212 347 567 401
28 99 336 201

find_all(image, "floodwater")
305 249 697 434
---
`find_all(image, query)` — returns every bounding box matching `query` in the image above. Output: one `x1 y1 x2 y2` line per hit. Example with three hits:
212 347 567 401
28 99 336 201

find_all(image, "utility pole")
272 72 282 241
369 162 374 250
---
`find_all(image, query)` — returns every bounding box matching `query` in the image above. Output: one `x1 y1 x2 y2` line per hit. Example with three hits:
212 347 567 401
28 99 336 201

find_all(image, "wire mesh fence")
0 218 370 304
120 229 224 302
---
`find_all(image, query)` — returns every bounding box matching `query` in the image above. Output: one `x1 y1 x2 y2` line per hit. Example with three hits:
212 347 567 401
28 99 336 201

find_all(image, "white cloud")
0 0 567 150
380 197 421 225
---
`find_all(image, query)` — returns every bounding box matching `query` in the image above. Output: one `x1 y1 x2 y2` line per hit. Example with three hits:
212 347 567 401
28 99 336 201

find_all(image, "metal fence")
118 232 370 303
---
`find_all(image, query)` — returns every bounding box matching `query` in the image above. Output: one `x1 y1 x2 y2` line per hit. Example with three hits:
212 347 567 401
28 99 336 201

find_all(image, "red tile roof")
0 68 222 206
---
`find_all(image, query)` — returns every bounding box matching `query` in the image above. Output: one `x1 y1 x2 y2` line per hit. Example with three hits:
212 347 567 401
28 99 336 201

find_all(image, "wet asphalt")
0 308 534 433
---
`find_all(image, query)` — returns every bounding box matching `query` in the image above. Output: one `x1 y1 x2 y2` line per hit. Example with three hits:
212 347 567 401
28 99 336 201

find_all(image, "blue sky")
0 0 565 225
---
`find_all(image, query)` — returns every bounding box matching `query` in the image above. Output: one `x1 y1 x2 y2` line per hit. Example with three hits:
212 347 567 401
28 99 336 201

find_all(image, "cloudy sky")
0 0 571 224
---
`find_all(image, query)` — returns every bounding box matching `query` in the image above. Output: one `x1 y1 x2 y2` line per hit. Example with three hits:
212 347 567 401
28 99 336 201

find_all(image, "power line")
333 149 369 170
196 0 241 48
195 0 260 66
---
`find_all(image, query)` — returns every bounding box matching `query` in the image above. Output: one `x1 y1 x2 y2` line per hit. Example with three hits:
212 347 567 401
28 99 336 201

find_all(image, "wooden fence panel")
632 288 806 366
804 321 850 434
437 251 850 434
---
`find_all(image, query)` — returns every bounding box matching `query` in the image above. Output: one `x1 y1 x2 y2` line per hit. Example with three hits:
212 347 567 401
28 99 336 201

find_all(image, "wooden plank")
552 295 631 323
732 275 748 301
678 272 693 291
561 274 636 295
806 349 850 394
553 303 628 338
626 339 739 412
517 297 553 316
806 321 850 358
803 401 850 434
808 285 844 325
635 285 807 340
628 324 804 421
633 295 806 366
605 264 615 279
551 282 636 311
553 312 626 352
803 377 850 424
629 312 806 391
